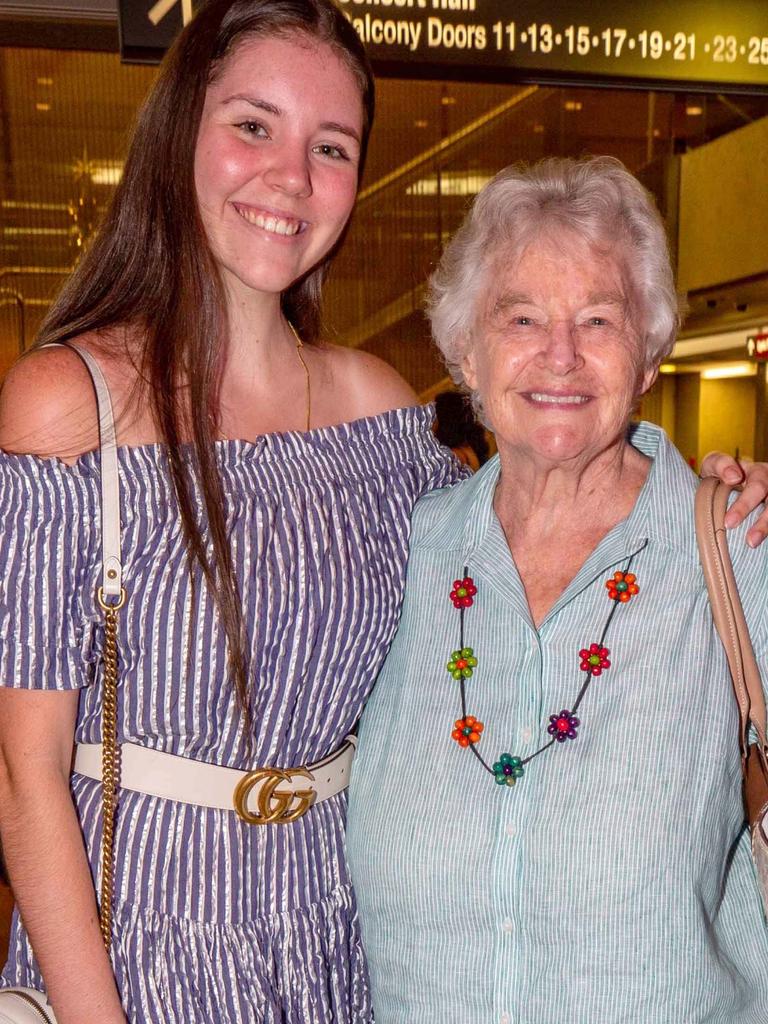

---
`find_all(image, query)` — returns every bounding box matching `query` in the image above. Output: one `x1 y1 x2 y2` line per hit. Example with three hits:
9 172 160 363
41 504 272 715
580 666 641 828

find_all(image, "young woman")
0 3 463 1022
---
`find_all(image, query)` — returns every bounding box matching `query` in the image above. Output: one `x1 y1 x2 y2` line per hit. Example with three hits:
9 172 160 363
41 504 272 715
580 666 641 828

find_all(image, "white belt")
73 736 356 825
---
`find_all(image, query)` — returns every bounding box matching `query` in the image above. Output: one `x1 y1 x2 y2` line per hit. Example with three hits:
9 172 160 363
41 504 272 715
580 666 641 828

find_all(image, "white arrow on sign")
148 0 193 27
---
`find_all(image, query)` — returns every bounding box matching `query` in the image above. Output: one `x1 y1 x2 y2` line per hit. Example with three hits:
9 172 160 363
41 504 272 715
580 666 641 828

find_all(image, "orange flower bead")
605 570 639 603
451 715 484 747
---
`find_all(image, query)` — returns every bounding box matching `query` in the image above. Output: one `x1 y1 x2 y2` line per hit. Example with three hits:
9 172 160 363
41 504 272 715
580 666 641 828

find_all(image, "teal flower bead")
492 753 525 787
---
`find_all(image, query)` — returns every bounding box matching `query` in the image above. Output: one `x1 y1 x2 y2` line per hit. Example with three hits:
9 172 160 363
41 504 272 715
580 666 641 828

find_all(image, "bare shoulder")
320 344 419 418
0 338 106 461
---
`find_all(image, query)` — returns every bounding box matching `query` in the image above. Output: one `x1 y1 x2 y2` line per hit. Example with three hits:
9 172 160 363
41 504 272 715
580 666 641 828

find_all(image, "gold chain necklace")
287 320 311 433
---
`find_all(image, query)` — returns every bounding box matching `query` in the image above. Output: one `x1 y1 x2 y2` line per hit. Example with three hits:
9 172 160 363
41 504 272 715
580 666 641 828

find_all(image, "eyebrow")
490 292 531 315
586 291 627 306
221 94 361 144
491 290 627 314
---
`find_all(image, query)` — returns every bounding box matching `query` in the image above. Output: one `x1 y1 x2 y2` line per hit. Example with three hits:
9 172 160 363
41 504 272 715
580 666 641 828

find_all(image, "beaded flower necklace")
447 552 642 787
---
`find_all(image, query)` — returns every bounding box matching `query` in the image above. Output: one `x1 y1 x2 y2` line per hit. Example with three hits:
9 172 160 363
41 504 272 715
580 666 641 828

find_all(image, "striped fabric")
347 422 768 1024
0 407 464 1023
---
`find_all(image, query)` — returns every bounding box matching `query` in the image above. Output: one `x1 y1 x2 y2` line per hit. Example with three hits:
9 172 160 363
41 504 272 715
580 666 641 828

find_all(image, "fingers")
723 462 768 540
699 452 768 544
699 451 745 486
746 515 768 549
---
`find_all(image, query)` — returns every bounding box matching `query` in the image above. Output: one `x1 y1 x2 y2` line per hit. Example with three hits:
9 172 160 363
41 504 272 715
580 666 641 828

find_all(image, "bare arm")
0 344 126 1023
0 690 126 1024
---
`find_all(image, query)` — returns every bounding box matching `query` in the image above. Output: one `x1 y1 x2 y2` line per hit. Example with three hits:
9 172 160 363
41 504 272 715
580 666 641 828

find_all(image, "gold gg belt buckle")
233 766 317 824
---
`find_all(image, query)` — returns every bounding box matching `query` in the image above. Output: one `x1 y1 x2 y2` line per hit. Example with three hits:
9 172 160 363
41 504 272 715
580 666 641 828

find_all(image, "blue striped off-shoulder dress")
0 406 464 1023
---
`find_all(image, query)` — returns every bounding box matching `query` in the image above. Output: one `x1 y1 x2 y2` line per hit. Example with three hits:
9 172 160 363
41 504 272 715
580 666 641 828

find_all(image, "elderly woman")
346 157 768 1023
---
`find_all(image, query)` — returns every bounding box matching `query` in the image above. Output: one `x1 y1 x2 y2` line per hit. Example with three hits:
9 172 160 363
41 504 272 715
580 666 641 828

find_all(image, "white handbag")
0 988 57 1024
0 345 125 1022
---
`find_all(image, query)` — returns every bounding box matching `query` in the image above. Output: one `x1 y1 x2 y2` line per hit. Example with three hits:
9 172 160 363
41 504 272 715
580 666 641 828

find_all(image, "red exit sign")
747 332 768 360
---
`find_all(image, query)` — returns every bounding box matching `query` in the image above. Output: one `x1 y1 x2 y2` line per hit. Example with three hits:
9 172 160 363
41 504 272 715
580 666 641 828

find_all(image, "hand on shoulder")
0 341 102 462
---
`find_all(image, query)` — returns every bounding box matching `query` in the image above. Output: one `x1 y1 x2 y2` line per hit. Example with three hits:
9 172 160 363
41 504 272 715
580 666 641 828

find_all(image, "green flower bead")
446 647 478 680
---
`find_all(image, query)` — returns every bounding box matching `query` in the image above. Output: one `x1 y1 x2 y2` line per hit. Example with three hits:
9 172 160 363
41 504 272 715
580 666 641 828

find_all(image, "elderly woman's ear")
640 363 659 397
460 342 478 392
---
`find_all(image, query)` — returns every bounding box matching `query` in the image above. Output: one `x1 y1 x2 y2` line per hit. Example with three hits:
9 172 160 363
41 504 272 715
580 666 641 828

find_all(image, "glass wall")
2 42 768 398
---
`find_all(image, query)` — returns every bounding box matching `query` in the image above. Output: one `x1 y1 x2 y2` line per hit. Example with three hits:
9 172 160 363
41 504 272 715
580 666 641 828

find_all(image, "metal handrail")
0 289 26 355
0 267 71 354
357 86 543 208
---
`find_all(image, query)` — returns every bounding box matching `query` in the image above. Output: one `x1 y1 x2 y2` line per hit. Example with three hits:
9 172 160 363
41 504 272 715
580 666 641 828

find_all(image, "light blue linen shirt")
347 423 768 1024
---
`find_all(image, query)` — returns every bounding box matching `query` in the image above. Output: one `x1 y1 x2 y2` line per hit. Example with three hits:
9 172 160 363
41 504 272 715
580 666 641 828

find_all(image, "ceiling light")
686 104 703 116
533 124 545 134
35 102 51 112
701 363 755 380
659 364 676 374
36 76 54 86
90 164 123 186
441 95 457 106
406 172 494 197
73 159 124 186
564 100 583 112
3 227 72 237
414 119 429 128
1 200 68 212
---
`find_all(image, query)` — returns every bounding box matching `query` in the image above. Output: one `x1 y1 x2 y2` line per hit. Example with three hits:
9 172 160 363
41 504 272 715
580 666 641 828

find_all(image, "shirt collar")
430 422 700 626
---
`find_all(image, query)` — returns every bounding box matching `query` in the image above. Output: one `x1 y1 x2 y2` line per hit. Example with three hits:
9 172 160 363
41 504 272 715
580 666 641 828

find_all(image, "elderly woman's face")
461 231 657 468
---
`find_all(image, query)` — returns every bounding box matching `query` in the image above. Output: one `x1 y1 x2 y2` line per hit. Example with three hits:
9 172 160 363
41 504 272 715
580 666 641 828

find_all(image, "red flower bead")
451 715 484 747
449 576 477 609
605 571 639 603
579 643 611 676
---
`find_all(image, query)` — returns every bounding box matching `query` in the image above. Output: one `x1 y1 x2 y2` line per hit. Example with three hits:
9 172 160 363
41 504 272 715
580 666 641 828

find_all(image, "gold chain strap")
96 586 126 950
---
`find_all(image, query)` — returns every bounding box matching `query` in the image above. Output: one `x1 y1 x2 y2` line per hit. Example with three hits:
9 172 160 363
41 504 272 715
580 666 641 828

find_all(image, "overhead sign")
747 331 768 361
118 0 768 94
118 0 193 62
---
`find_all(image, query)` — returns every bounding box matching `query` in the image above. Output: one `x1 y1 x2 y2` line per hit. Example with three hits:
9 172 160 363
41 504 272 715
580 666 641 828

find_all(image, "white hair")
427 156 685 396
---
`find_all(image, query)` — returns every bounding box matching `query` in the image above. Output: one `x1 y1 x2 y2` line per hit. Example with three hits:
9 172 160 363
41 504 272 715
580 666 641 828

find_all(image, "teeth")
529 392 589 405
236 206 301 236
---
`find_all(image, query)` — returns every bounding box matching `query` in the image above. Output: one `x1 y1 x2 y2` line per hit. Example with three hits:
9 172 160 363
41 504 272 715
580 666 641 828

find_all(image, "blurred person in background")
434 389 490 472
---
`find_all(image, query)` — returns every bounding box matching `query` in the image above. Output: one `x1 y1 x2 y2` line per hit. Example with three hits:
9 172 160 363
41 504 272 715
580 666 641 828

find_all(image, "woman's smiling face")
194 32 364 303
462 230 657 470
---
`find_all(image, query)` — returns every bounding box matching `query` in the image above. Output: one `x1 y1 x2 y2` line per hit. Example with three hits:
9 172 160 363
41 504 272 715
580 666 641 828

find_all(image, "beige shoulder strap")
40 342 123 599
695 476 768 758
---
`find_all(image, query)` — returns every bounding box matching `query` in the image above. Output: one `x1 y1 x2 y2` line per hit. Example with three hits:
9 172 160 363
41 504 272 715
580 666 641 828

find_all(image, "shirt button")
520 726 533 743
505 822 516 837
502 917 513 933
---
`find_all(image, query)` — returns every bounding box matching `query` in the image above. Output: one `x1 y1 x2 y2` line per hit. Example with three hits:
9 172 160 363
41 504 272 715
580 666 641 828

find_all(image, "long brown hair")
35 0 375 738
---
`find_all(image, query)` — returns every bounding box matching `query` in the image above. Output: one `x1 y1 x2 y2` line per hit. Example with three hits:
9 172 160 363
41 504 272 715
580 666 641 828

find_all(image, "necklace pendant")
547 709 580 742
446 647 477 680
492 754 525 786
451 715 484 747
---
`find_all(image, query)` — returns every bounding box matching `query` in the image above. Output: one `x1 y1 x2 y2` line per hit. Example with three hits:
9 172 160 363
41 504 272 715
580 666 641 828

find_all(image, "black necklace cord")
455 540 647 779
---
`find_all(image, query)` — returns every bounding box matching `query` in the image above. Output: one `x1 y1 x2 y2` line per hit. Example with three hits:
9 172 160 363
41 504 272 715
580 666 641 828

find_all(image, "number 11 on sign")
492 21 516 51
